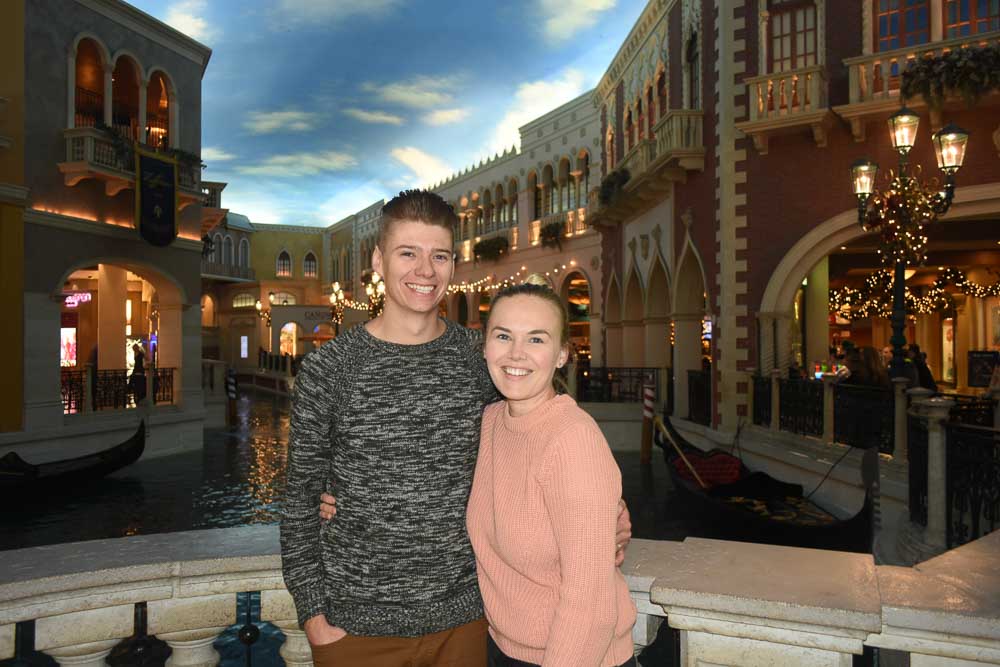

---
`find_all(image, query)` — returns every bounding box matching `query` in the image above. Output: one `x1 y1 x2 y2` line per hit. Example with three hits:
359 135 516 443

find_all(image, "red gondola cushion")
673 452 742 487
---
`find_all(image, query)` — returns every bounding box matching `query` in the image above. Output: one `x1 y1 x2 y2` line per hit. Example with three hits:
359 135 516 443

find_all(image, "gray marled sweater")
279 319 497 636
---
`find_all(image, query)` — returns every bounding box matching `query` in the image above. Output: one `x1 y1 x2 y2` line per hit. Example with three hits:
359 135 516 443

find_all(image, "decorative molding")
24 207 201 253
0 183 30 206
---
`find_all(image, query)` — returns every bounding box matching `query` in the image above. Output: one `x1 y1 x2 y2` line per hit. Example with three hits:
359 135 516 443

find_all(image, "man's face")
372 220 454 316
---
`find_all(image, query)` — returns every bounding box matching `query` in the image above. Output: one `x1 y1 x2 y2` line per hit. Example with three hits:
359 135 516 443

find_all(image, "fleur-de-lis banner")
135 147 178 247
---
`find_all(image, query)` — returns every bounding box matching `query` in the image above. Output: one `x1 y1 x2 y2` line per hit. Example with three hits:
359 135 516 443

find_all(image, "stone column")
97 264 127 371
773 311 794 372
102 64 113 127
914 396 955 552
758 312 775 372
66 51 76 128
137 83 147 144
822 372 836 444
157 628 228 667
588 315 604 366
805 257 830 370
622 319 645 366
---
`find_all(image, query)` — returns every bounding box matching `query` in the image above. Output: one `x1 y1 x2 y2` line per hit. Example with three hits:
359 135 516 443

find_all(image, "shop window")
233 293 255 309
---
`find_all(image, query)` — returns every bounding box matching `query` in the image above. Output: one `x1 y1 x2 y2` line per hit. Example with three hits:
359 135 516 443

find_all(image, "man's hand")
615 498 632 567
304 614 347 647
319 493 337 521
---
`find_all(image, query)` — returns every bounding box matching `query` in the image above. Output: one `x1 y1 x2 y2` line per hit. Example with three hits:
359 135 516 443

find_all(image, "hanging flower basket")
598 169 631 206
540 222 563 250
473 236 509 262
901 44 1000 110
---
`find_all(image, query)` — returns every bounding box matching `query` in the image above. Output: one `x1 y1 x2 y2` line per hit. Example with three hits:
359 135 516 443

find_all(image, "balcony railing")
621 138 657 183
2 527 998 666
843 30 1000 106
576 367 660 403
746 65 827 122
61 366 176 414
945 421 1000 548
59 126 201 200
654 109 704 166
200 260 256 281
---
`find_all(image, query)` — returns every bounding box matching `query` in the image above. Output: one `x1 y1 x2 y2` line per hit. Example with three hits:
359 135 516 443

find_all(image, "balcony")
57 127 202 207
654 109 706 170
1 526 997 665
200 260 256 282
736 65 835 154
835 30 1000 141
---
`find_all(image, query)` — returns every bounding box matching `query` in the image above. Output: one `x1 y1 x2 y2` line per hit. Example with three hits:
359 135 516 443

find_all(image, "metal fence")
576 367 660 403
94 369 131 411
778 378 824 438
945 422 1000 549
60 367 176 414
833 383 895 454
752 374 771 427
907 414 929 526
948 394 997 427
687 369 711 426
60 369 86 415
154 368 175 405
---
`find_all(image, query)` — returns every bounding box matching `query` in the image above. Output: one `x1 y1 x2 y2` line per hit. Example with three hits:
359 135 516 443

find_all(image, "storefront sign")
136 147 178 247
63 292 92 308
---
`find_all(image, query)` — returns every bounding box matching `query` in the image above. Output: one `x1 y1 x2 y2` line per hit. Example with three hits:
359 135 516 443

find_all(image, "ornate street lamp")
851 109 969 378
329 281 346 335
256 292 274 356
365 271 386 319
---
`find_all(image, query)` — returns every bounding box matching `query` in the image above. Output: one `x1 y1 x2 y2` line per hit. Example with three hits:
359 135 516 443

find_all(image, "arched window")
656 72 667 121
528 172 540 221
303 252 318 278
232 293 256 309
272 291 296 305
239 238 250 268
276 250 292 277
625 109 634 151
145 70 173 148
636 99 645 141
223 236 234 265
74 38 106 129
111 55 142 140
213 233 223 263
508 179 519 224
646 86 655 138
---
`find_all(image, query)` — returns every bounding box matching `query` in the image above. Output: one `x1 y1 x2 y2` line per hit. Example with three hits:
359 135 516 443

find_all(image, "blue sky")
130 0 647 226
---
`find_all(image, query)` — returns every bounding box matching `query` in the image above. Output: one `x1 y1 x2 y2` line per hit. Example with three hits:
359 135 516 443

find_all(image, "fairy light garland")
830 267 1000 321
863 166 944 267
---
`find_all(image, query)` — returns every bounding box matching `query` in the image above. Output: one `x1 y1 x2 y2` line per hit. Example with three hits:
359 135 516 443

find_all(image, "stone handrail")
745 64 828 121
2 529 998 665
621 139 657 183
844 29 1000 104
654 109 704 155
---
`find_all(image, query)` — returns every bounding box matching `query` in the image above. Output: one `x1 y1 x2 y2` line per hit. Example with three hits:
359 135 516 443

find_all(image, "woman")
467 275 637 667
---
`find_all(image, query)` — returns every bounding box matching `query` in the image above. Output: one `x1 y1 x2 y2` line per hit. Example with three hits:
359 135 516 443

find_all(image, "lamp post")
365 271 386 319
850 108 969 378
329 282 346 335
256 291 274 354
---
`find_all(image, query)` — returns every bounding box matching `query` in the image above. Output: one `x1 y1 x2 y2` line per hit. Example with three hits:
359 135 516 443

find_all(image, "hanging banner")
135 146 178 247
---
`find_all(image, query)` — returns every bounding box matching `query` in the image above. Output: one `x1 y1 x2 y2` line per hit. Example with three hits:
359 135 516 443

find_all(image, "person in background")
130 343 147 404
908 344 938 393
468 275 637 667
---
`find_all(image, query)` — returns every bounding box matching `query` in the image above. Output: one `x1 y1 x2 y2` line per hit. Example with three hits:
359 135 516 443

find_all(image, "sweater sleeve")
537 423 622 667
279 348 335 627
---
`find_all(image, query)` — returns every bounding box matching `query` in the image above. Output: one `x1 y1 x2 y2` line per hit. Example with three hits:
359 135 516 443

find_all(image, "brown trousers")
310 617 488 667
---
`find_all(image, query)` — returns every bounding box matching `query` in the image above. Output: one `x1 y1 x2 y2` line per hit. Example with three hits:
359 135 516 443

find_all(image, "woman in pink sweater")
467 276 637 667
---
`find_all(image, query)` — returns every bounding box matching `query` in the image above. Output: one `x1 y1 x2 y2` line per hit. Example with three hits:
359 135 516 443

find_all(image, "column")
260 590 312 667
44 640 121 667
672 313 702 420
588 315 604 366
773 312 794 372
643 316 670 368
97 264 127 371
805 257 830 370
822 372 836 444
66 51 76 128
893 377 911 460
137 82 147 144
913 396 955 552
102 64 113 127
758 312 776 372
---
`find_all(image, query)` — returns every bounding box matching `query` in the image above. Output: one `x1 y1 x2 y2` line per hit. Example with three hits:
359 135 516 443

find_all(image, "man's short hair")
379 190 458 249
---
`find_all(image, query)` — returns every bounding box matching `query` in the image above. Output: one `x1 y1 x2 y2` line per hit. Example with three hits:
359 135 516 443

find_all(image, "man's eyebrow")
393 244 454 255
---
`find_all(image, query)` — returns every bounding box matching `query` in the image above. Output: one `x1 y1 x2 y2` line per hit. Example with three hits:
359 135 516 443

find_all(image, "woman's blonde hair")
487 273 569 346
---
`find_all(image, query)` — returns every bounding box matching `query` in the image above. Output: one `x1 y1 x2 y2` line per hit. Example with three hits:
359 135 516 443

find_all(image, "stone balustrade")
2 527 998 666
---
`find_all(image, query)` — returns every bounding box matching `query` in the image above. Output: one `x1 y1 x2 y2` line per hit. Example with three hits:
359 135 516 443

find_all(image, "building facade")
1 0 214 457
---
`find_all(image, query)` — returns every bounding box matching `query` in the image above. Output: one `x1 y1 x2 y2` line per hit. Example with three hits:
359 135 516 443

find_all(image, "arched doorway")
200 294 216 327
74 37 106 128
561 271 592 362
280 322 299 356
645 259 671 368
622 268 644 366
111 55 142 140
672 242 709 421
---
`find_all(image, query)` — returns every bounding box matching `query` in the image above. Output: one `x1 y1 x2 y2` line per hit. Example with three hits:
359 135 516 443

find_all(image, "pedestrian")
281 190 631 667
908 344 938 392
468 275 637 666
130 343 146 405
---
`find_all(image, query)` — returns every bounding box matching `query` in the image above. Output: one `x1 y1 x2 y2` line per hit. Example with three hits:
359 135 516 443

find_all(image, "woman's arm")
538 423 622 667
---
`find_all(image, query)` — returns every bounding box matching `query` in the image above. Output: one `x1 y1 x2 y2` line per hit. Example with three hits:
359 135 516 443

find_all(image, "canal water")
0 390 712 666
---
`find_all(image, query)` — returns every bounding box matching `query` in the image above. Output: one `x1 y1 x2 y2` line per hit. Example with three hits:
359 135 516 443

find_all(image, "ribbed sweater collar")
500 393 572 434
357 317 458 355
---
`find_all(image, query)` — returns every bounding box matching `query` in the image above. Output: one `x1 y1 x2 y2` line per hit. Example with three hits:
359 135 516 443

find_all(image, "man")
280 190 630 667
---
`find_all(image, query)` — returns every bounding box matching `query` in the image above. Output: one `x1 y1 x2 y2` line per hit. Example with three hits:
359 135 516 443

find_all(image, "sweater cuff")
290 584 328 628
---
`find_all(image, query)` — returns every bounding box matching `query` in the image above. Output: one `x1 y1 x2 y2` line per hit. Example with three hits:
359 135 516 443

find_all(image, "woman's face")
484 294 568 415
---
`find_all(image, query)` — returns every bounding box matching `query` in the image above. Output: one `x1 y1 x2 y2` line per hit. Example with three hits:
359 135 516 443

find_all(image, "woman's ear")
556 347 569 368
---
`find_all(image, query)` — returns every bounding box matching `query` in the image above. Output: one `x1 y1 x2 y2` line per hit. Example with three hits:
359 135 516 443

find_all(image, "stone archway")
559 270 592 362
645 257 671 368
672 240 709 420
622 267 645 366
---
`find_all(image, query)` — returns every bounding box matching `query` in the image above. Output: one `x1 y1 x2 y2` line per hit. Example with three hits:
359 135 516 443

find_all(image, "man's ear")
372 244 383 275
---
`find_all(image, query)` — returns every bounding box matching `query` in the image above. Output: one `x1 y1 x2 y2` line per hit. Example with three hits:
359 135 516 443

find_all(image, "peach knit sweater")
466 395 636 667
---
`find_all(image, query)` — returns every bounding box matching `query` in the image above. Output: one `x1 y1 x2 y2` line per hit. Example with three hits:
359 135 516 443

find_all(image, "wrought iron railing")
752 374 771 427
577 367 660 403
945 422 1000 548
833 383 895 454
947 394 997 427
60 369 86 415
200 260 256 281
778 378 823 438
74 86 102 128
154 368 175 405
687 369 711 426
907 414 929 526
94 369 131 411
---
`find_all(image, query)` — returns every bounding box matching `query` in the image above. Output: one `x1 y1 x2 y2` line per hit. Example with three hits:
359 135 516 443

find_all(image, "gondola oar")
653 416 708 489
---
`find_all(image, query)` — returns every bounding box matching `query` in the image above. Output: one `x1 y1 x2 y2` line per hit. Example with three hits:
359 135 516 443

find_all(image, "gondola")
0 420 145 494
654 415 872 553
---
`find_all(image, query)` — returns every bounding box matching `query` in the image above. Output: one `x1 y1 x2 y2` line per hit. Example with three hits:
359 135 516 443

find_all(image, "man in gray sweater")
280 190 629 666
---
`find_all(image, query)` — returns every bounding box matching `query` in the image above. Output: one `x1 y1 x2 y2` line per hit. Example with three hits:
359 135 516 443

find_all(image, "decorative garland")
829 267 1000 321
862 166 944 267
902 44 1000 110
473 236 509 262
540 222 563 250
598 169 630 206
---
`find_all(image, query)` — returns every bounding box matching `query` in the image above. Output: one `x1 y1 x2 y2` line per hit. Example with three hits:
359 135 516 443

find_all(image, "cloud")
343 108 405 125
236 150 358 178
164 0 217 42
275 0 401 24
423 108 469 126
390 147 453 187
540 0 616 42
364 76 457 109
244 110 321 134
318 182 390 223
484 68 588 155
201 146 236 162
